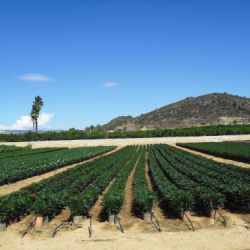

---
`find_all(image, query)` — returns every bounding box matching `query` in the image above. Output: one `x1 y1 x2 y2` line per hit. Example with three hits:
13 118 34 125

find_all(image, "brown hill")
100 93 250 131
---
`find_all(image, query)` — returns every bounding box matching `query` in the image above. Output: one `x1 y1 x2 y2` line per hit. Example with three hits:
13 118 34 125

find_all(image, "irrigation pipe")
151 212 161 232
114 215 124 233
21 216 37 238
182 211 195 231
88 215 93 238
51 222 73 238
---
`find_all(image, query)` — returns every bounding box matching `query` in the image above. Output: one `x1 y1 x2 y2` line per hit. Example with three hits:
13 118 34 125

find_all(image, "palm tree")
30 96 44 132
30 106 36 132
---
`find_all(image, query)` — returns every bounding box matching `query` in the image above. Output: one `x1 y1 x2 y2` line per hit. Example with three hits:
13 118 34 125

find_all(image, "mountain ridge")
95 92 250 131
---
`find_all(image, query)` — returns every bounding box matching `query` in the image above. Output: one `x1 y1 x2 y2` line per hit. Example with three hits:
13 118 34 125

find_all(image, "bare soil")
0 209 249 250
1 135 250 148
0 147 122 196
90 178 116 221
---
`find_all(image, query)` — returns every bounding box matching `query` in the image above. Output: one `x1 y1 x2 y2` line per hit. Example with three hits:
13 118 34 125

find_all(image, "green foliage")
1 124 250 142
133 146 156 215
0 190 32 223
102 147 140 215
69 146 138 217
158 144 250 210
0 146 114 185
0 147 65 159
153 146 225 211
193 187 225 210
0 146 136 222
178 142 250 163
148 147 195 214
0 145 24 153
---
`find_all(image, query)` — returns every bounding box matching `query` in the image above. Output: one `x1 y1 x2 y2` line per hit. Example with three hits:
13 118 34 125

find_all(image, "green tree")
30 96 44 132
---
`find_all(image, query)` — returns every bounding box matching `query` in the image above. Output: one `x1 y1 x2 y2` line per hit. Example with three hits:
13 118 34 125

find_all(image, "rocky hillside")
100 93 250 131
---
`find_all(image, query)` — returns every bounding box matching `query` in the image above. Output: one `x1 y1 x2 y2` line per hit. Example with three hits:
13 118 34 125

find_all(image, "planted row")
0 145 24 153
102 146 141 216
168 145 250 184
0 146 114 185
0 146 135 224
148 146 194 215
178 142 250 163
158 145 250 210
67 146 138 218
153 146 225 210
0 146 65 159
132 146 155 216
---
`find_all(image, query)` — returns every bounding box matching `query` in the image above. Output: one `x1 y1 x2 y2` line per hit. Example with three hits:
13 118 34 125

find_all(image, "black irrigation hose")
182 211 195 232
151 212 161 232
51 222 73 238
88 216 93 238
209 201 227 227
114 215 124 233
21 216 37 238
215 210 227 227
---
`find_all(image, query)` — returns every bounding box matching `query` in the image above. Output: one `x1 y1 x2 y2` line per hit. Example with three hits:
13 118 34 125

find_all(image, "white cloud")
101 81 120 88
0 113 54 130
17 74 52 82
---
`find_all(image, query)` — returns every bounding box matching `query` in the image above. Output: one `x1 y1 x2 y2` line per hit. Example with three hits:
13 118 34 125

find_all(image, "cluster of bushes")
0 124 250 142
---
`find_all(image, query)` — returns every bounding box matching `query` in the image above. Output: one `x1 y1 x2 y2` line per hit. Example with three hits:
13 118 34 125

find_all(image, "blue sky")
0 0 249 130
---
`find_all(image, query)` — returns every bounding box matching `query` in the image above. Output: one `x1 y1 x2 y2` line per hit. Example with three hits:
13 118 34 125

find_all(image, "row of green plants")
102 146 142 216
148 146 194 214
167 145 250 184
32 146 137 218
0 145 24 153
178 142 250 163
153 147 225 210
1 124 250 141
0 146 65 159
0 146 114 185
0 146 136 224
132 146 155 216
66 146 138 217
158 145 250 210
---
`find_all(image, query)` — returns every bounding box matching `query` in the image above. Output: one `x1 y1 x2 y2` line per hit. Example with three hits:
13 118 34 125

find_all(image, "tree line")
0 124 250 142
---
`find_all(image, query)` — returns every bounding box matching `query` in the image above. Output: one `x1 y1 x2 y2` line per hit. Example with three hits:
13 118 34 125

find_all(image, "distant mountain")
0 130 30 134
98 93 250 131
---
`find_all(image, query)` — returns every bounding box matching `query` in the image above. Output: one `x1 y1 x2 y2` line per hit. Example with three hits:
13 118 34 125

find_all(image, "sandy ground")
0 147 121 196
1 134 250 148
0 211 249 250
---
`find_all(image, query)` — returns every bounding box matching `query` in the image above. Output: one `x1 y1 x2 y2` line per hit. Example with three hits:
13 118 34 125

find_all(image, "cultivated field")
178 141 250 163
0 141 249 250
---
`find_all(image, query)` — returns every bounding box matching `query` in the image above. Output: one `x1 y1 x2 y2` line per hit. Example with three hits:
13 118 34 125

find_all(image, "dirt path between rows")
172 144 250 169
90 178 116 221
0 147 122 196
119 162 138 219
